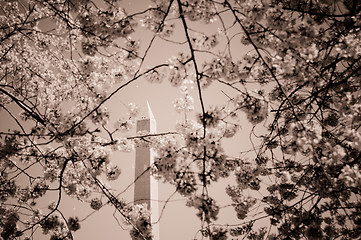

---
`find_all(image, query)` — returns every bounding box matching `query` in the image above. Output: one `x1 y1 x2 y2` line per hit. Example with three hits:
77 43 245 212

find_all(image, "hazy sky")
70 1 253 238
84 0 255 237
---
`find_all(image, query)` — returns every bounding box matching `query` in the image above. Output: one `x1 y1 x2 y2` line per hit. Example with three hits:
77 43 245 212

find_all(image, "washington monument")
134 102 160 240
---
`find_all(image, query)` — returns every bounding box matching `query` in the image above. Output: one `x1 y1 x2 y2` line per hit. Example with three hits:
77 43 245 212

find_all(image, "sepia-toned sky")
76 1 255 238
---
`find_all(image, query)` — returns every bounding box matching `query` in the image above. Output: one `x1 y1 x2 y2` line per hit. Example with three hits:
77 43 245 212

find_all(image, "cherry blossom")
1 0 361 239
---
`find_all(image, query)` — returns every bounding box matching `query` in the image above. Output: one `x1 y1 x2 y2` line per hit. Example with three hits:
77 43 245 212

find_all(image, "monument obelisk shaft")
134 102 159 240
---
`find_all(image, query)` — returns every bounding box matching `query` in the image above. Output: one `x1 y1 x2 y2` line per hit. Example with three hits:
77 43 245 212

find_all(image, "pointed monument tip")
140 101 155 121
146 101 155 121
137 101 156 132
